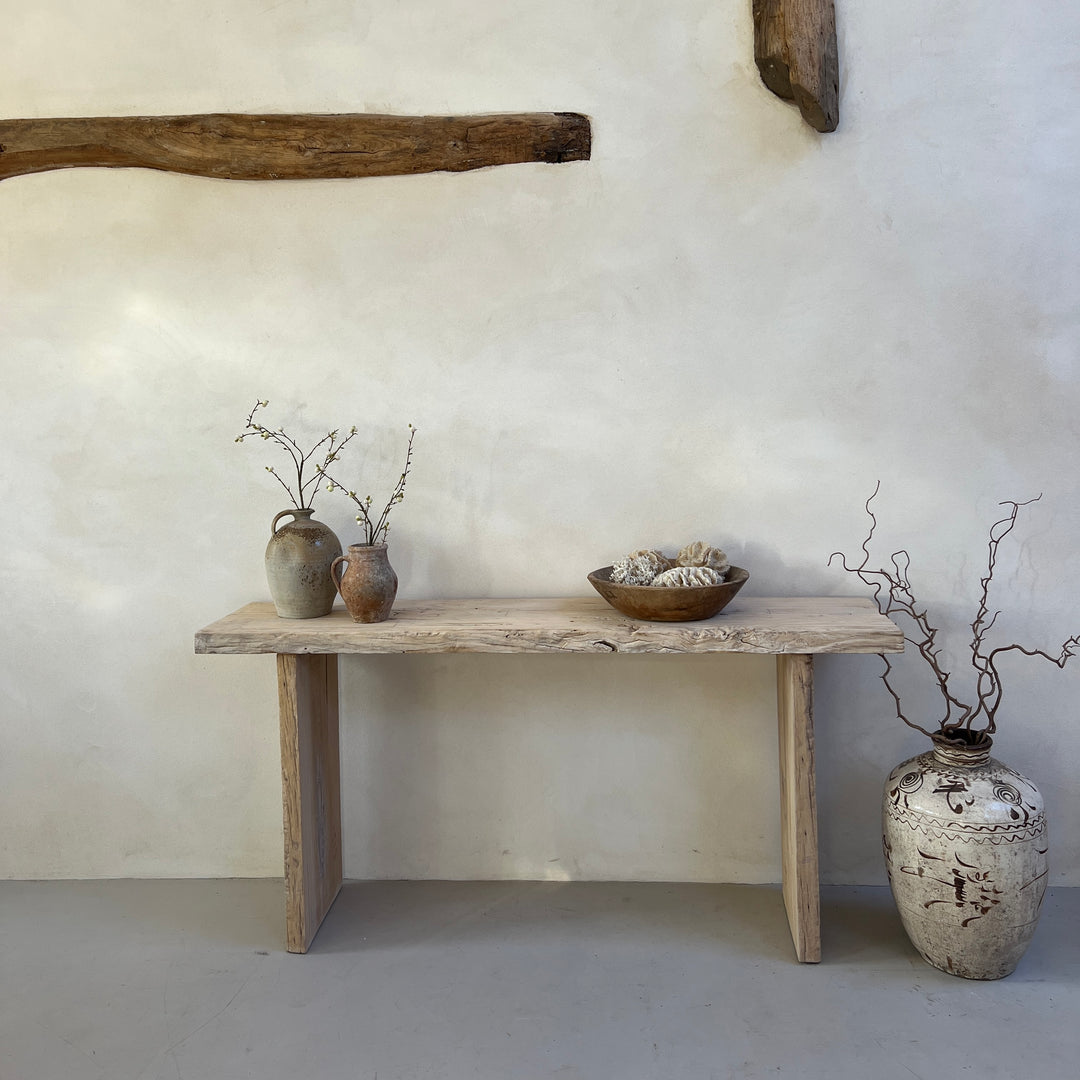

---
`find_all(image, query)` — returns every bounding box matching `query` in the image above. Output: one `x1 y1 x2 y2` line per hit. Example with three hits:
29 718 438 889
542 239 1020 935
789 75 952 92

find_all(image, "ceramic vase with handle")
264 508 343 619
882 733 1048 980
331 542 398 623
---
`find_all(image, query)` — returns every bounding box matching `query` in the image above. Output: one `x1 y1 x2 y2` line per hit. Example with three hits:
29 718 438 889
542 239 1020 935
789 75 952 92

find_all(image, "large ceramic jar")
330 543 398 623
882 734 1047 980
264 508 343 619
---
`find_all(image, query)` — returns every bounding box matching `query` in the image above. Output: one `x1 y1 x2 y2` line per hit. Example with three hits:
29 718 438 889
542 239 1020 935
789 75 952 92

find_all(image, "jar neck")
931 732 993 768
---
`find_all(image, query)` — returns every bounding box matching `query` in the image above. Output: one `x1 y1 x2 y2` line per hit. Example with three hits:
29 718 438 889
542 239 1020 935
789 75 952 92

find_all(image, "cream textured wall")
2 2 1078 885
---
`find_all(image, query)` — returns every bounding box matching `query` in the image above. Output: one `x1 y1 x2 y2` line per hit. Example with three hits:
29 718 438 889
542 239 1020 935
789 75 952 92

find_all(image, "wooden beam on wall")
753 0 839 132
0 112 592 183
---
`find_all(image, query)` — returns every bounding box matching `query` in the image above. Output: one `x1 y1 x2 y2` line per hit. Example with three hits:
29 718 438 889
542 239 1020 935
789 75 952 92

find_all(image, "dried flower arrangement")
830 483 1080 748
235 400 356 510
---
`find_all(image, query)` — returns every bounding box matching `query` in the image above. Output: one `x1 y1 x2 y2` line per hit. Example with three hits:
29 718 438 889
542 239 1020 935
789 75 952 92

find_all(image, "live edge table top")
195 596 903 656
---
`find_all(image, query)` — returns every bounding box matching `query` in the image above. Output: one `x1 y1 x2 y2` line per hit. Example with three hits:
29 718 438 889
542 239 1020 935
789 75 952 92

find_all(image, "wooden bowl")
587 565 750 622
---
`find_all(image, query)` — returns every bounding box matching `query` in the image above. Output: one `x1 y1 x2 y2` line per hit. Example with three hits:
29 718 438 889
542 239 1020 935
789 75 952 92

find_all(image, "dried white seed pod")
652 565 725 587
610 549 673 585
676 541 730 575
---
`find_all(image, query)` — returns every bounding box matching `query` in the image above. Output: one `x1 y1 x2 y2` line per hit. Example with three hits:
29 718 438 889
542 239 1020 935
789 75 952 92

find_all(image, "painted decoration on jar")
882 735 1047 980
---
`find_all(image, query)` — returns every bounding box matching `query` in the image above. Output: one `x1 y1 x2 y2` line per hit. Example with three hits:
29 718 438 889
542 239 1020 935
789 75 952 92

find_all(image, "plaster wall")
2 1 1078 885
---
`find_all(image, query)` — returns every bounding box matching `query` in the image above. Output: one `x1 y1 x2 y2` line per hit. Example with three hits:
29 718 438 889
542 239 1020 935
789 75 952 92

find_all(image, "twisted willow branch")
829 485 1079 741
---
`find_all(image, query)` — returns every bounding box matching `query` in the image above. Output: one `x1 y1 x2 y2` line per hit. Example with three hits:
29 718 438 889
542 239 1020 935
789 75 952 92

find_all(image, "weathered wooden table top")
195 596 902 656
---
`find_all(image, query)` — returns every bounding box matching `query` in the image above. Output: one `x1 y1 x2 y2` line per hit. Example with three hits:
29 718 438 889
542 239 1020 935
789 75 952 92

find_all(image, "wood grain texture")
196 596 902 656
752 0 839 132
776 653 820 962
752 0 793 100
278 653 342 953
0 112 591 183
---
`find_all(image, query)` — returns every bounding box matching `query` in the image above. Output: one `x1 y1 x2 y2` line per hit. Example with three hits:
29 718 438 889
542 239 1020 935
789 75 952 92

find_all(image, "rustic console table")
195 596 901 960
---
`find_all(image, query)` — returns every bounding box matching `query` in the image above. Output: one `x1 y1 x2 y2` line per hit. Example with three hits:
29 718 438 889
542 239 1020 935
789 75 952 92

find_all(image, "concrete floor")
1 880 1077 1080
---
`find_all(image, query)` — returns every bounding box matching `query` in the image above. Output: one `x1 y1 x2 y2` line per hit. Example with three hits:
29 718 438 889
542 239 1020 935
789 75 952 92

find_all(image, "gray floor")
1 880 1076 1080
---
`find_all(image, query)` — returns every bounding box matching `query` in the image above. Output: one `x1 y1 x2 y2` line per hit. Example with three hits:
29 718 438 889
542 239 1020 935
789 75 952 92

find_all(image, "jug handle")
270 509 296 537
330 555 349 594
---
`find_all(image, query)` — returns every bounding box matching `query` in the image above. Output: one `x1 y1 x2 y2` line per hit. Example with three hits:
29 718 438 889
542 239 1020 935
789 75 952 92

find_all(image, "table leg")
277 653 343 953
775 653 821 962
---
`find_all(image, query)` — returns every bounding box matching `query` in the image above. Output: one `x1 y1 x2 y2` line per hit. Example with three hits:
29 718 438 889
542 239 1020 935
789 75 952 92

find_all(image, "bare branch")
880 653 939 738
830 485 971 730
981 635 1080 733
830 485 1076 740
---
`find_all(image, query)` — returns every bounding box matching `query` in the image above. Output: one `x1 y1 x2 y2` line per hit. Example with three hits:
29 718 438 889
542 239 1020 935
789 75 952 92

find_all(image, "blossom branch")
235 400 355 510
320 425 416 545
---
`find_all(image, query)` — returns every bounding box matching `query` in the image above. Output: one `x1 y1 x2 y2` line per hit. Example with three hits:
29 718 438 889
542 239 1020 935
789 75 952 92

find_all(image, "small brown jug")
330 543 398 623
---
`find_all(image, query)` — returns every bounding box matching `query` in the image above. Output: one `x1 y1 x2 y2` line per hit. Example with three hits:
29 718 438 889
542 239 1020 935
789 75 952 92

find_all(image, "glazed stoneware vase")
330 543 398 623
882 734 1047 980
264 508 343 619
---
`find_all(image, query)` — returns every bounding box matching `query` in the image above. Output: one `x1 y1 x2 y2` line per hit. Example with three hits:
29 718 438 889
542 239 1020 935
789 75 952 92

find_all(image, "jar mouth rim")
930 731 993 766
931 730 993 751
